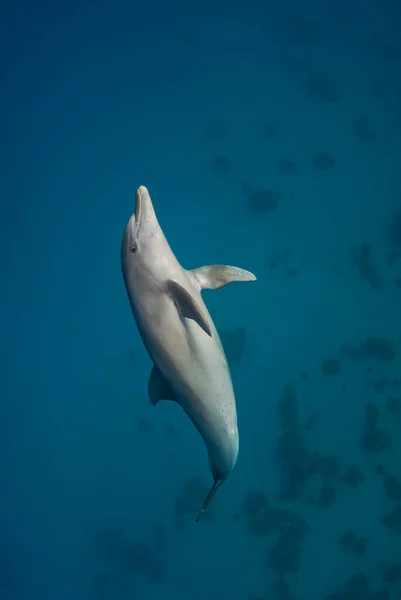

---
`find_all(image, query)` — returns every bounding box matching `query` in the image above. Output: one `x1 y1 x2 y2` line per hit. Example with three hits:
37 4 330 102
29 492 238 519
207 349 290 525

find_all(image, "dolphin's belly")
172 323 239 479
134 288 239 474
178 319 238 429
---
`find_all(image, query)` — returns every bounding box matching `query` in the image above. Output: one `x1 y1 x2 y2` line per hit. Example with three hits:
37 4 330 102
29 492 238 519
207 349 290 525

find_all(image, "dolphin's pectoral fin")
148 364 177 406
189 265 257 291
166 279 212 337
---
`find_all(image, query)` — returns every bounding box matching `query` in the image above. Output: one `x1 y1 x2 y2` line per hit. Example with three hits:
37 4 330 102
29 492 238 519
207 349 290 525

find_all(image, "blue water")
1 0 401 599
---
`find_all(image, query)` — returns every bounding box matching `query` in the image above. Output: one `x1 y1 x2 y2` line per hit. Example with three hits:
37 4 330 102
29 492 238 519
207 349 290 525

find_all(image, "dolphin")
121 185 256 521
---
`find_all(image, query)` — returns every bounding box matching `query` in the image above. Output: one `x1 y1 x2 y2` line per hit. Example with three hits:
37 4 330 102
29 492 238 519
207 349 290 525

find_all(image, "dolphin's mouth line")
135 188 143 229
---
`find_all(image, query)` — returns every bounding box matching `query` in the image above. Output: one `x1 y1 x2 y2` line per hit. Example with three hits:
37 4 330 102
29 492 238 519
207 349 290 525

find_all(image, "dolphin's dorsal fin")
166 279 212 337
189 265 256 291
148 364 177 405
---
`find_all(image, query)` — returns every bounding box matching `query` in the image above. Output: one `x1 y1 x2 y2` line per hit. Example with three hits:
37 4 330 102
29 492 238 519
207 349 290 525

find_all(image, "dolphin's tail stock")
195 479 222 522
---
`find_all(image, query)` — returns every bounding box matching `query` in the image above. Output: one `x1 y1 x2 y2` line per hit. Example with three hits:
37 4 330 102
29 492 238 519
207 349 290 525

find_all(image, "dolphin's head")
121 185 170 282
123 185 159 255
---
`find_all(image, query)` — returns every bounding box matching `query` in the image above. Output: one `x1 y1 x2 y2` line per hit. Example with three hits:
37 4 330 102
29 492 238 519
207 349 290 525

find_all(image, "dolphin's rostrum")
121 186 256 520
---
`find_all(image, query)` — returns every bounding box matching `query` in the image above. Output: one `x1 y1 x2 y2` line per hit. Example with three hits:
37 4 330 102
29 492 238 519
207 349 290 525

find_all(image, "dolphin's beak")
126 187 145 251
134 186 143 229
135 186 157 229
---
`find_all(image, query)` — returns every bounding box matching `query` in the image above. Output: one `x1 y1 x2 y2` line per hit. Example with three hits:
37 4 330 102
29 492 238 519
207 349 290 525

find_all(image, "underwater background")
1 0 401 598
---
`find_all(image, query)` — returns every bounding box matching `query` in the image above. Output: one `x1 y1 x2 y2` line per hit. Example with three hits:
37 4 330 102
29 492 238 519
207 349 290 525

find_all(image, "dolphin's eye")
130 245 138 254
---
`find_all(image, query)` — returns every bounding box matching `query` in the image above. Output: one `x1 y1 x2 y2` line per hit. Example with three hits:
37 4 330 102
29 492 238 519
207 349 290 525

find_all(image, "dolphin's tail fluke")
195 479 222 522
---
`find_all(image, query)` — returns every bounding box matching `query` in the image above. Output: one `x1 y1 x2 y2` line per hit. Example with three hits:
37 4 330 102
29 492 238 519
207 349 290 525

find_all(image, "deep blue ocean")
1 0 401 599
